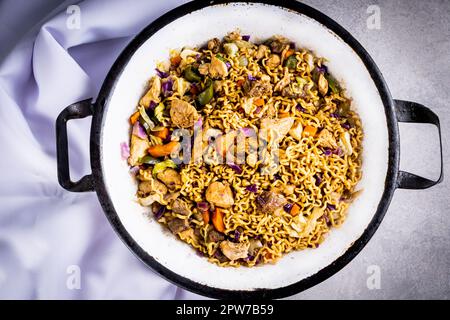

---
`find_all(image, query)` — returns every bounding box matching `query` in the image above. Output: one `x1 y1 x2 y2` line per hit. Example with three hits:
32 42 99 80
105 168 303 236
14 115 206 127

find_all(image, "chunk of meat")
198 63 210 75
256 191 287 214
267 54 280 69
274 67 290 92
318 73 329 96
317 129 338 149
339 131 353 155
171 198 191 216
157 168 182 190
268 36 289 53
138 178 168 196
167 218 189 234
220 240 250 261
128 134 150 166
246 80 273 98
170 98 199 128
255 44 269 60
207 37 221 53
205 181 234 208
260 117 294 143
289 121 303 141
207 229 225 243
209 55 228 78
140 76 161 107
248 239 263 256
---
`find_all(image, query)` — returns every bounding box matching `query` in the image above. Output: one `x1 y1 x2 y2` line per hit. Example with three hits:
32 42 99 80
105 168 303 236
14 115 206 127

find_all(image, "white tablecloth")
0 0 201 299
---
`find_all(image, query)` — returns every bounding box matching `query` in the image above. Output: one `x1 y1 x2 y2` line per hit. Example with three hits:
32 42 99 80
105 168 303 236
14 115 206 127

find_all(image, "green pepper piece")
337 100 351 116
284 55 298 69
152 159 177 177
184 65 201 82
325 74 340 94
139 155 160 165
197 80 214 106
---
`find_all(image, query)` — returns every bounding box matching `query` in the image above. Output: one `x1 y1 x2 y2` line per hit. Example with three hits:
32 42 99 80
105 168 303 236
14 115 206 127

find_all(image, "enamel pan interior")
92 0 398 299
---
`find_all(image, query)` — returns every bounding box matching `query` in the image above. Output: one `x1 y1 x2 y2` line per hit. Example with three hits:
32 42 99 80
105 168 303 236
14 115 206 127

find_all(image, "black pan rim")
90 0 399 299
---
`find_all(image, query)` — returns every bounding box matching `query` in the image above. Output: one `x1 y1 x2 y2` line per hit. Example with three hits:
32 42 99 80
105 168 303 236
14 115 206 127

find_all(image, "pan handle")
395 99 443 189
56 98 95 192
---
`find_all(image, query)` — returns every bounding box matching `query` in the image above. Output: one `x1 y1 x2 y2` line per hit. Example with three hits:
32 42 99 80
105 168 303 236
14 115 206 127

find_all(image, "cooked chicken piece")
163 191 180 204
318 129 338 149
139 76 161 107
246 80 272 98
241 97 254 114
260 117 294 143
220 240 250 261
268 36 289 53
248 239 263 256
255 44 269 60
168 218 189 234
207 37 221 53
246 153 258 167
171 198 191 216
138 178 168 196
267 54 281 69
274 67 290 92
157 168 182 190
138 193 164 206
207 229 225 243
213 80 225 93
224 31 241 42
209 55 228 78
318 73 329 96
205 181 234 208
283 184 295 196
339 131 353 155
280 45 290 65
289 121 303 141
256 191 287 214
128 134 150 166
198 63 210 75
170 98 199 128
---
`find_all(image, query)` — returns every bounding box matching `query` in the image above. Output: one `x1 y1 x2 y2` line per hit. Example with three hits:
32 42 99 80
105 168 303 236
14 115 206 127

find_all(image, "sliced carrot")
237 79 245 87
253 98 265 107
278 112 290 118
285 49 295 58
129 111 140 125
151 127 169 140
290 204 300 216
170 55 182 66
302 125 317 138
148 141 179 158
202 210 210 224
212 208 225 233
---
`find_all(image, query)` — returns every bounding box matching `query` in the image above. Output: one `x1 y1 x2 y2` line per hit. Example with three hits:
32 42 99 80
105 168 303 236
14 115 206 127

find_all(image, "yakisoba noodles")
125 31 362 267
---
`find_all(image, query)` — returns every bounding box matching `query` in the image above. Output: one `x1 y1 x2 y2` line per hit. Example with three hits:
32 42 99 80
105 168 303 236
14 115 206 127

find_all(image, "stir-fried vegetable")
151 127 169 140
212 208 225 233
284 55 297 69
184 65 202 82
152 159 177 177
148 141 179 158
197 79 214 106
290 204 300 216
302 125 317 138
129 111 140 125
139 155 159 165
325 73 340 94
138 105 156 131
